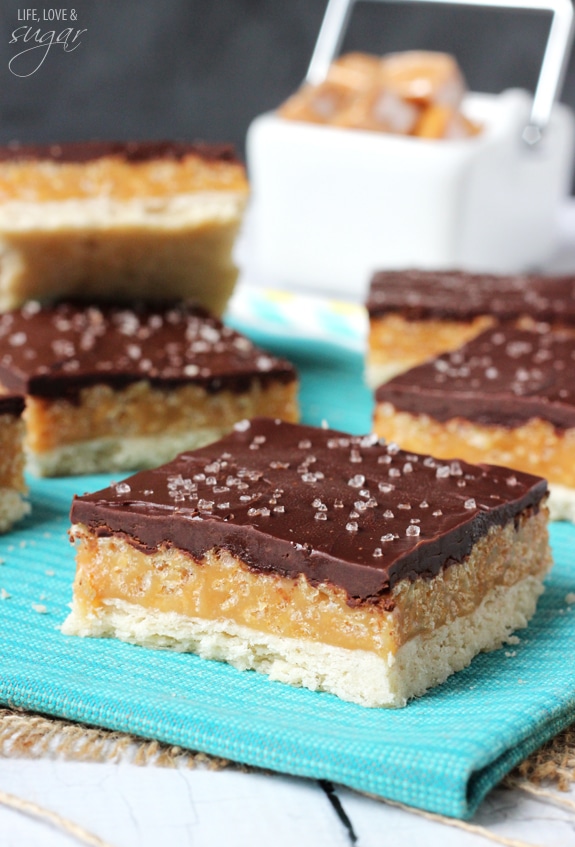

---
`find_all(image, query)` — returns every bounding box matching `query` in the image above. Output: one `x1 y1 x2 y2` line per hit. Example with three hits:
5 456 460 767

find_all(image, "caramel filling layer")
0 157 248 203
368 314 494 372
26 380 299 454
70 508 549 659
374 403 575 489
0 415 26 492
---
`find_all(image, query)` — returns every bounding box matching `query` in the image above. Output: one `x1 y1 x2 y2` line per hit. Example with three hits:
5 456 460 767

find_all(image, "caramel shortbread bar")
374 325 575 521
0 302 297 477
0 141 248 315
0 394 28 531
64 418 551 708
366 270 575 386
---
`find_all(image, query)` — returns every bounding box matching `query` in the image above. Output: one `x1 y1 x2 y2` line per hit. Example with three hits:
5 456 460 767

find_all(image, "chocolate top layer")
0 394 25 417
71 418 547 605
367 269 575 324
0 302 295 400
376 326 575 429
0 140 239 165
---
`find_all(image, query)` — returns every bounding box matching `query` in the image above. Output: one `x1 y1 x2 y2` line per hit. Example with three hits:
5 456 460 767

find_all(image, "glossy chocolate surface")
367 269 575 323
71 418 547 605
376 326 575 429
0 302 295 400
0 140 239 165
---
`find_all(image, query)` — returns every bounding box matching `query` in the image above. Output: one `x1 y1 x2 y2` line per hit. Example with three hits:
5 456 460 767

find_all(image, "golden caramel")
25 380 299 454
374 404 575 489
368 313 494 372
0 414 26 493
0 155 248 203
70 509 548 659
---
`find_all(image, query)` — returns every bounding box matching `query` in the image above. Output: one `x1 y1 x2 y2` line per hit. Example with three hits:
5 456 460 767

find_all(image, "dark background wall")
0 0 572 156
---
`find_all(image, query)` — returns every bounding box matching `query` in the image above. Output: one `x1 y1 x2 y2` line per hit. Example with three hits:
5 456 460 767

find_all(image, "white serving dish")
245 0 575 300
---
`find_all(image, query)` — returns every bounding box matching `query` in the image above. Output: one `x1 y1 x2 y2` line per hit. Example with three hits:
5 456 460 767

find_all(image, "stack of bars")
368 269 575 522
0 139 300 527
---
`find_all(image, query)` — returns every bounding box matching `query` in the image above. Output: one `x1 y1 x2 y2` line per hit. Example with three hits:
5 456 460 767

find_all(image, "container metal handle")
305 0 574 143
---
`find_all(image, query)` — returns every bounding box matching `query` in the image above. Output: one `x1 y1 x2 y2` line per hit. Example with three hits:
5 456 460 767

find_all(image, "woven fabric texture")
0 290 573 820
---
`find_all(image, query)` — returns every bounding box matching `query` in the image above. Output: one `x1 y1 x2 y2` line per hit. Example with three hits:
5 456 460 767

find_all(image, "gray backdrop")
0 0 571 155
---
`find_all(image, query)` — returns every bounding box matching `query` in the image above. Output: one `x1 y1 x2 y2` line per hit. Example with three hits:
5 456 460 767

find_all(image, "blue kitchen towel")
0 288 574 820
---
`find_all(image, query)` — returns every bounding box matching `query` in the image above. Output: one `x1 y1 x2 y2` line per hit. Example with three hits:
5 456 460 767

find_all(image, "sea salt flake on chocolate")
436 466 450 479
256 355 274 371
22 301 41 317
302 472 324 483
378 482 395 493
234 420 251 432
406 525 420 537
383 510 394 519
314 512 327 521
348 475 365 488
464 499 477 510
114 483 131 496
346 521 358 532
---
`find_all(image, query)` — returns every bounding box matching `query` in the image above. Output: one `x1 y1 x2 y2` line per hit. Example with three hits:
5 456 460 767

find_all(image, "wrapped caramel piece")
278 50 481 139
